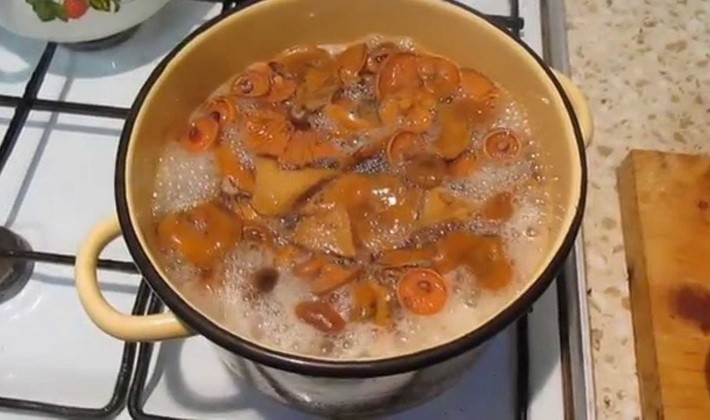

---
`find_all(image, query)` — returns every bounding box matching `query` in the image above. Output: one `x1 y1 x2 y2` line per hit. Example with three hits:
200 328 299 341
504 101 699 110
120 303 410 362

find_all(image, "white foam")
219 245 325 355
488 96 533 137
152 141 220 216
446 158 534 204
503 191 551 281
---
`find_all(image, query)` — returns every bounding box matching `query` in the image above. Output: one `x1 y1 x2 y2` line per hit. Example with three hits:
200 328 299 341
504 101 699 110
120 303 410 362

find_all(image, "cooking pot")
74 0 592 416
0 0 169 44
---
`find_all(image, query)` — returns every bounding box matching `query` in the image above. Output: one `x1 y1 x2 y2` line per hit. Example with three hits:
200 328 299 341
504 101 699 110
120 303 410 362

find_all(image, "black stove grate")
0 0 527 418
0 31 145 420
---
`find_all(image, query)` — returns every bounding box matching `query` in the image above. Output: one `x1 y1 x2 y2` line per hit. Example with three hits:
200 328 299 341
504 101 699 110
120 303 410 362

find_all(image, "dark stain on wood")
670 284 710 334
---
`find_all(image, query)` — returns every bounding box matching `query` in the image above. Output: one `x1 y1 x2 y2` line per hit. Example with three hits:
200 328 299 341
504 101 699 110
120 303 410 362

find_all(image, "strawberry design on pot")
25 0 123 22
64 0 89 19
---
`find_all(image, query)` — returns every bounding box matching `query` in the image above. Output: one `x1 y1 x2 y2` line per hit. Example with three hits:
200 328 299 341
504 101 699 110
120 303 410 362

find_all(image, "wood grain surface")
617 150 710 420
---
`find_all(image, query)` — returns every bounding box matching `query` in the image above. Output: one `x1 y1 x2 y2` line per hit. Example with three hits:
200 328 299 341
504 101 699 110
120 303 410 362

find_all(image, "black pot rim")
115 0 588 378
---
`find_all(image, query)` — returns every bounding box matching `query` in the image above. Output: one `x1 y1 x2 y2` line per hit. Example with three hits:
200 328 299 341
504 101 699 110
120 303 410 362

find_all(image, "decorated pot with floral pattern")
0 0 169 43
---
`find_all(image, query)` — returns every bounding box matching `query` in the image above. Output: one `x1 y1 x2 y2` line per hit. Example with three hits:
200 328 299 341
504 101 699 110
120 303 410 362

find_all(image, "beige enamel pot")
74 0 592 416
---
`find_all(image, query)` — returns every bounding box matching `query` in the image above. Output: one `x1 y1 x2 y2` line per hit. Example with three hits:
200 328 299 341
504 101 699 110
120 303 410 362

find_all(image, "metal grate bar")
0 248 137 273
0 35 139 420
516 315 530 420
128 296 181 420
0 95 130 119
489 14 524 33
0 283 152 418
511 0 521 20
0 43 56 175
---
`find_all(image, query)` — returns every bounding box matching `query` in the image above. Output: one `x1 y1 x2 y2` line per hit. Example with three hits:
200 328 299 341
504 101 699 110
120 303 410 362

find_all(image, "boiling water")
150 38 558 360
152 142 220 216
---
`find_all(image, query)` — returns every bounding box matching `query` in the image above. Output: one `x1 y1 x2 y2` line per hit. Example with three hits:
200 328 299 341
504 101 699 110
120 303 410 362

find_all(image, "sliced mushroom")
347 174 422 253
433 231 513 290
204 96 238 126
275 44 332 79
293 64 341 111
417 55 461 99
403 153 447 188
386 131 426 167
294 301 346 333
299 172 373 214
241 108 292 157
365 42 399 73
156 202 242 268
418 188 480 228
293 205 357 258
396 268 448 315
481 191 514 221
180 115 220 153
376 246 437 267
242 220 275 245
376 52 421 98
250 157 339 216
432 103 471 159
459 68 500 105
265 73 298 102
369 281 392 327
336 42 367 84
448 149 480 178
232 67 271 98
279 129 344 168
378 88 436 133
323 97 379 136
293 253 328 280
349 281 377 321
214 143 254 196
463 234 513 290
482 129 522 161
235 200 260 222
310 262 361 295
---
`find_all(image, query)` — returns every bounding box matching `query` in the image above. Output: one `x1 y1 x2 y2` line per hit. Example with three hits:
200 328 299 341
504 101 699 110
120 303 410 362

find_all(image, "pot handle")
551 69 594 147
75 215 193 341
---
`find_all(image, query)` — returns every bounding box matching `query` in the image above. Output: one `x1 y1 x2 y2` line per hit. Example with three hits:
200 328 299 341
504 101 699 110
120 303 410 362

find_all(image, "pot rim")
115 0 587 378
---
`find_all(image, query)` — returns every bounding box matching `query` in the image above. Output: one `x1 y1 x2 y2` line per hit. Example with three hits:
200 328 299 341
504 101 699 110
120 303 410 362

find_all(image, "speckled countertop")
564 0 710 418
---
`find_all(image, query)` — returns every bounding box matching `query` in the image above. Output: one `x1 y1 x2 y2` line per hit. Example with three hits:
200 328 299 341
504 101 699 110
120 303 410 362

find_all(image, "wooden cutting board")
617 150 710 420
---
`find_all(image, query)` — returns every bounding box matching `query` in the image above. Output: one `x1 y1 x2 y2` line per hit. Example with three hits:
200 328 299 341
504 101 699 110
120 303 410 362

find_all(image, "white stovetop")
0 1 561 419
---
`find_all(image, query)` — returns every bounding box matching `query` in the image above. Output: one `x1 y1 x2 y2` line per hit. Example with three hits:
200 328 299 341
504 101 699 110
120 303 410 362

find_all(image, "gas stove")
0 1 594 419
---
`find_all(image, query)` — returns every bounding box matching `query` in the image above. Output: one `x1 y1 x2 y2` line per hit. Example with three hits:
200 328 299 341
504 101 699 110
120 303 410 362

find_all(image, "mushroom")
293 205 357 258
214 143 254 196
376 52 421 98
180 115 219 153
417 55 461 99
432 103 472 159
378 88 436 133
482 129 522 161
156 202 242 269
250 157 339 216
240 108 292 157
336 42 367 84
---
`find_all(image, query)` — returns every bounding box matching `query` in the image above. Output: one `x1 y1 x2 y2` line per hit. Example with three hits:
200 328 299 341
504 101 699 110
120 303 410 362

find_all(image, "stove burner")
0 227 34 303
64 25 140 51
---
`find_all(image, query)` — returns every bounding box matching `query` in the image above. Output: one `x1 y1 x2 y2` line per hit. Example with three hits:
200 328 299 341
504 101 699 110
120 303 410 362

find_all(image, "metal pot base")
217 345 484 417
63 25 140 51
